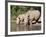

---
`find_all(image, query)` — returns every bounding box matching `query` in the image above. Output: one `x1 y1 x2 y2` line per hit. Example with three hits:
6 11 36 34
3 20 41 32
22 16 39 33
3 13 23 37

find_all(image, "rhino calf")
16 14 28 31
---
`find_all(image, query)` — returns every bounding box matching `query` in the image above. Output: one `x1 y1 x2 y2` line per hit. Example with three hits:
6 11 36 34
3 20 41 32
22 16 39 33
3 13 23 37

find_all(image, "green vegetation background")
10 5 41 20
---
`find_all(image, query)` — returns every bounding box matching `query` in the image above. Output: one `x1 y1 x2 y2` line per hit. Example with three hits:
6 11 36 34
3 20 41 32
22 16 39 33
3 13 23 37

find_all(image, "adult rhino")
26 10 40 30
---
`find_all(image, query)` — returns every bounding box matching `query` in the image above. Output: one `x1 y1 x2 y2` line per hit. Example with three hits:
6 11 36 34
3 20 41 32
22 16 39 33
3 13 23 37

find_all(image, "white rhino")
26 10 40 30
16 14 28 31
16 14 28 25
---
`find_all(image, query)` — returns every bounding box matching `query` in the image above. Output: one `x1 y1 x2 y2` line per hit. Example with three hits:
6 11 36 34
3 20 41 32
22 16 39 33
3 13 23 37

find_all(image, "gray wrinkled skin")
26 10 40 30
